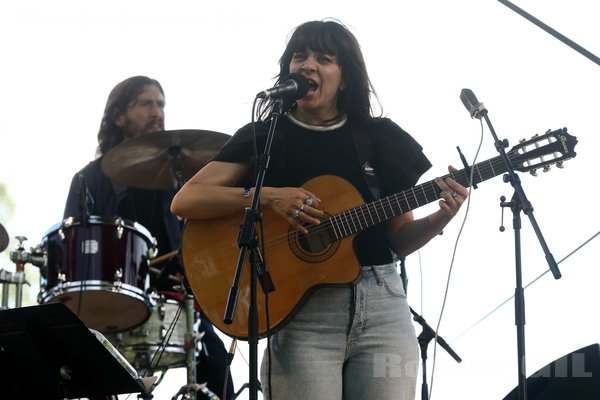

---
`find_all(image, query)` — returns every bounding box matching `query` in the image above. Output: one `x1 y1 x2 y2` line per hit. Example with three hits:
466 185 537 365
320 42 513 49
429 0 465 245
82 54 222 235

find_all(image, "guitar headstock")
510 128 577 175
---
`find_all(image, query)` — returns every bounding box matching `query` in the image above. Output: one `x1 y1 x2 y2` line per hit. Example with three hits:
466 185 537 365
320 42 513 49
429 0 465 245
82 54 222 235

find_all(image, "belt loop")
370 266 384 286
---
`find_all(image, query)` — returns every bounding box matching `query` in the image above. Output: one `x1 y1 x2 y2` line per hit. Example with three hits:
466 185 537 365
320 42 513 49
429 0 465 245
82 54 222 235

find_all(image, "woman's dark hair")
96 76 164 156
268 19 379 125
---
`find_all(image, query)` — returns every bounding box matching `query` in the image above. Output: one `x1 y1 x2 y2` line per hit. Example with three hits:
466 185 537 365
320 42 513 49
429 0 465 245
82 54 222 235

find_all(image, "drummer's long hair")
96 76 164 157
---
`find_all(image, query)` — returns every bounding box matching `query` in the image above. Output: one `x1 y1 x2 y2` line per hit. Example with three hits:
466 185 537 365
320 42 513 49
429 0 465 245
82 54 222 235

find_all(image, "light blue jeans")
260 263 418 400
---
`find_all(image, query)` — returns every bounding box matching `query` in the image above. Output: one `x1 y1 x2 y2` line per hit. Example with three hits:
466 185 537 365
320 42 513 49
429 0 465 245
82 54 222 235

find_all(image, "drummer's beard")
122 117 165 139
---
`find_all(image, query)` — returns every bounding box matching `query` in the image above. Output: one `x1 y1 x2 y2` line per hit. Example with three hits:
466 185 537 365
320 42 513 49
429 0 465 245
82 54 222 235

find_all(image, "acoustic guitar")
182 128 577 339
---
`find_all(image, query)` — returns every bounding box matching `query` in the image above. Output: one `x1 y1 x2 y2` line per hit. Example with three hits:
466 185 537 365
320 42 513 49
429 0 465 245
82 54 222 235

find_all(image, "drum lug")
52 274 66 296
158 301 166 320
60 217 74 240
114 217 125 239
148 245 158 259
114 268 123 282
51 275 65 296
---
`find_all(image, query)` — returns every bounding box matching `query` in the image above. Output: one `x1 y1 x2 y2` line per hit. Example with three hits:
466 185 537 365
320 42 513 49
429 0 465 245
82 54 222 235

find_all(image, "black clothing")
214 115 432 265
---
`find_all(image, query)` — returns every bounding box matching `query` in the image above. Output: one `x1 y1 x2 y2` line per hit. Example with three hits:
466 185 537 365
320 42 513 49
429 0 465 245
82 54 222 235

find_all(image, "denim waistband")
361 262 396 270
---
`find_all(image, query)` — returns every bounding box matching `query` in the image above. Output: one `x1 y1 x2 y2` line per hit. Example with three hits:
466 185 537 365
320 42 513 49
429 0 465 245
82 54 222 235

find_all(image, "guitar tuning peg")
543 165 551 173
529 168 538 177
556 161 564 168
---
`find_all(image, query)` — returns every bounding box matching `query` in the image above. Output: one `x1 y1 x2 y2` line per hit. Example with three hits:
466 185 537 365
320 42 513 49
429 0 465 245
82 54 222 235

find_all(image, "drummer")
63 75 234 399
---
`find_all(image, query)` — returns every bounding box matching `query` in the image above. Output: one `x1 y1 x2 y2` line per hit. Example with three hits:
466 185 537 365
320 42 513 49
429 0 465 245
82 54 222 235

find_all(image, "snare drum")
105 292 198 372
39 215 156 333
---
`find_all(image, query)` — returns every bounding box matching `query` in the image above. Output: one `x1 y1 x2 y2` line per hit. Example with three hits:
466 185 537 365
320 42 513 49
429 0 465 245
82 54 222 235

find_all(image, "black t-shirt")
214 115 431 265
117 188 170 258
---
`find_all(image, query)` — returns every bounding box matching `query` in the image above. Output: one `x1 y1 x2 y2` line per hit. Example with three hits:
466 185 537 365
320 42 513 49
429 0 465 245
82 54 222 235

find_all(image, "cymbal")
101 129 230 190
0 222 8 253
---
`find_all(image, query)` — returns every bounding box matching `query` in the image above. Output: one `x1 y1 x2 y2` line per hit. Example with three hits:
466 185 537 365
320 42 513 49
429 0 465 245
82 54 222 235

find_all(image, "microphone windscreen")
284 73 310 99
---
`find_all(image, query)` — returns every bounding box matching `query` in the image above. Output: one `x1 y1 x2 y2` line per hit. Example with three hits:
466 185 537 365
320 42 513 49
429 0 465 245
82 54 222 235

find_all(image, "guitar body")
181 127 578 339
182 175 365 339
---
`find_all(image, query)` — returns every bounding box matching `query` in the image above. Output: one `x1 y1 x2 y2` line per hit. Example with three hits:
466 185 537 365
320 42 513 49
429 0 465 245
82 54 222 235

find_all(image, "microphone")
256 73 310 100
460 88 488 119
78 174 88 224
78 174 94 225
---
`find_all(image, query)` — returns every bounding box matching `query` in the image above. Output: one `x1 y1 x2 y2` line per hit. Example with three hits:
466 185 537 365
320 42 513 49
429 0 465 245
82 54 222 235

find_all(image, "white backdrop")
1 1 599 399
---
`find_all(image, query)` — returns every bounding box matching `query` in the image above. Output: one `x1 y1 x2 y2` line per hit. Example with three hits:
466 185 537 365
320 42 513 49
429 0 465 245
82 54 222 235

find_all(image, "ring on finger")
300 204 305 212
451 190 458 199
304 197 313 206
293 209 302 219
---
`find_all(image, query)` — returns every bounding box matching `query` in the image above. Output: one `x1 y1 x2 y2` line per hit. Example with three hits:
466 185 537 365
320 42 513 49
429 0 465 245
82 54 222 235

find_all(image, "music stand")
0 303 152 399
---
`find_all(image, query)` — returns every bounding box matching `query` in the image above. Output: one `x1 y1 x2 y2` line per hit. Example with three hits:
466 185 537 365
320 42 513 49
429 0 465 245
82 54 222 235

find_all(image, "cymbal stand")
168 145 185 191
0 268 18 309
185 293 198 399
171 291 206 400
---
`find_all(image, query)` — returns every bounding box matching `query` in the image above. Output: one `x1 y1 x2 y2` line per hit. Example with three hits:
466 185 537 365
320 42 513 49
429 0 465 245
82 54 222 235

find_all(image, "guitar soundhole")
288 213 339 263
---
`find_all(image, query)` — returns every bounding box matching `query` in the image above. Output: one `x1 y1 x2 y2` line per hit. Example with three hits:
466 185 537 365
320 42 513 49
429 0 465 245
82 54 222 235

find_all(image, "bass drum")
39 215 156 333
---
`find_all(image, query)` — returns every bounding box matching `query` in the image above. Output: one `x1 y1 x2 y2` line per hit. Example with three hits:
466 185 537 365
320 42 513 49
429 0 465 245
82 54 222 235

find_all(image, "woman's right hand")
262 186 323 233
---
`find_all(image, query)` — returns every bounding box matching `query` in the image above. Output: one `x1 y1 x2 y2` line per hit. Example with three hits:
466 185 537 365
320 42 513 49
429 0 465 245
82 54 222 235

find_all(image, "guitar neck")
324 154 506 240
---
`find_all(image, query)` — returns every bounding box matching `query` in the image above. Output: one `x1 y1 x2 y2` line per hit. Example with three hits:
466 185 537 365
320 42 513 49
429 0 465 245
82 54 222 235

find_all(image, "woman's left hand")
434 165 469 217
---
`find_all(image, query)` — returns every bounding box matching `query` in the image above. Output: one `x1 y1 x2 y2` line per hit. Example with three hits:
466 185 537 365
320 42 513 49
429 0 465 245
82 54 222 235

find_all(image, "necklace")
287 113 347 131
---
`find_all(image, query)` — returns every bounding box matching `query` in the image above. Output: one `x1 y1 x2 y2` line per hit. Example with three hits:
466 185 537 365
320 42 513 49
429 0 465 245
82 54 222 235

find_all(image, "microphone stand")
398 258 461 400
410 308 462 400
479 107 561 400
223 99 285 400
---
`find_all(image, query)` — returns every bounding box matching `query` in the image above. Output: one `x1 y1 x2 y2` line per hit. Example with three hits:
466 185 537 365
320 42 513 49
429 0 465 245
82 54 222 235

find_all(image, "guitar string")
259 156 511 256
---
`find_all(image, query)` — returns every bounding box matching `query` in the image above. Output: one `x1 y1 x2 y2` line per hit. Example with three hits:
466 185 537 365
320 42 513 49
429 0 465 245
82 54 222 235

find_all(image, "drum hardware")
3 235 40 309
116 224 124 239
157 299 166 320
101 129 230 190
9 236 46 269
57 225 67 240
173 292 213 400
0 268 29 309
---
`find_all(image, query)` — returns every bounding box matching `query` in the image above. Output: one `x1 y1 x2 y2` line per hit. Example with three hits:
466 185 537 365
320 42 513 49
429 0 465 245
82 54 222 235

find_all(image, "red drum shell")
39 216 155 333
